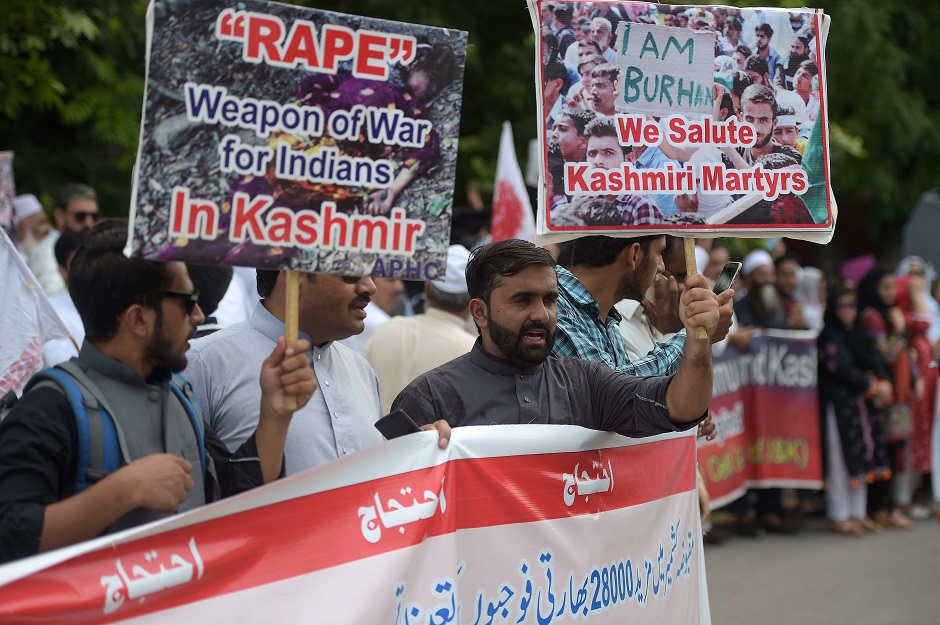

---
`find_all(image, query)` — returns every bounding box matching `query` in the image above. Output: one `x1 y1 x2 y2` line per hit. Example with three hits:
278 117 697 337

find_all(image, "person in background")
818 282 892 536
13 194 64 295
186 264 235 338
41 229 90 366
340 277 406 355
796 266 826 332
775 253 809 330
0 220 316 563
366 245 476 414
857 267 914 530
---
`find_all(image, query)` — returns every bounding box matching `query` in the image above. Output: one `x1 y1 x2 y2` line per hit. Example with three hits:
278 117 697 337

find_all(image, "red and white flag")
491 122 536 242
0 227 71 395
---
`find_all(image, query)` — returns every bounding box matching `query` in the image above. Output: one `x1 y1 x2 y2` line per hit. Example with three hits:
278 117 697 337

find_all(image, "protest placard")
0 426 710 625
126 0 467 279
529 2 835 245
698 330 823 508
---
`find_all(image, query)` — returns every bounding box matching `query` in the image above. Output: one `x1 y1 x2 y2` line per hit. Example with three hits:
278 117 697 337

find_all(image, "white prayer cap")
13 194 43 227
742 249 774 277
695 245 709 274
433 244 471 295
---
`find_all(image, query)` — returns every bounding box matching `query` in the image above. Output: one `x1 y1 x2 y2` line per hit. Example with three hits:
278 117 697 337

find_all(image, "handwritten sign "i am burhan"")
614 22 715 117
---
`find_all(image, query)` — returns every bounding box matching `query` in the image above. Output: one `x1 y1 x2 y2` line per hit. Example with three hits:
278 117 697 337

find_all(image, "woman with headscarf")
857 267 914 529
895 268 937 517
796 266 825 332
818 282 892 534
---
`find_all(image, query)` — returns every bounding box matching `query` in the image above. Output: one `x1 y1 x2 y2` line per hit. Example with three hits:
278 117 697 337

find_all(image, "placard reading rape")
529 1 836 244
127 0 467 278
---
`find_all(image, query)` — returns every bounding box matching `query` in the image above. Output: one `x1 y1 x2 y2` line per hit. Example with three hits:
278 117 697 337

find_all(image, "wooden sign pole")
284 269 300 410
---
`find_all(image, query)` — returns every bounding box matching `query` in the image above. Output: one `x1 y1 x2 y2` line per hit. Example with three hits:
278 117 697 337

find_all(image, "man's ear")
469 298 489 331
619 242 642 271
121 303 154 339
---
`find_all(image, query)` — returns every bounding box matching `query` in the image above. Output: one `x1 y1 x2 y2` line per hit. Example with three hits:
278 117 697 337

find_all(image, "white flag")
491 122 536 242
0 228 71 396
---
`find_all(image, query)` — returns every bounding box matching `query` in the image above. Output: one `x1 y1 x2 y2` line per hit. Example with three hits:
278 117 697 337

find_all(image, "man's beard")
749 283 781 325
148 310 190 373
488 316 555 367
20 227 40 254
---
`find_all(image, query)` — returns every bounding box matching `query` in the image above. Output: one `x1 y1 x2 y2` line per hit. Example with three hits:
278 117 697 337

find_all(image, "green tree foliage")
2 0 939 248
0 0 147 213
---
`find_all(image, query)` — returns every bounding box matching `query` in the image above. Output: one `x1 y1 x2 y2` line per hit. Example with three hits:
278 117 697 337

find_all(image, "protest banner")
126 0 467 280
698 330 823 508
528 2 836 245
0 426 710 625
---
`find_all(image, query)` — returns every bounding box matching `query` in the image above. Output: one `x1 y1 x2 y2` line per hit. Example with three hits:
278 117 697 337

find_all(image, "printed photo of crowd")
539 2 824 229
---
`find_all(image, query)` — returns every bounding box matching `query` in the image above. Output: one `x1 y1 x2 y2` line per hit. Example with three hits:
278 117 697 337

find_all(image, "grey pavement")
705 516 940 625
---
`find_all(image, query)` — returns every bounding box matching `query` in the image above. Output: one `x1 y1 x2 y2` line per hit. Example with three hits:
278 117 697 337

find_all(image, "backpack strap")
170 374 208 484
56 360 133 467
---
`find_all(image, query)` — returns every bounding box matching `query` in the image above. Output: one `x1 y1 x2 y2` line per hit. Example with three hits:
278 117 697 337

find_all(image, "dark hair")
774 253 802 271
584 116 628 157
578 39 603 56
465 240 556 304
560 234 661 269
734 44 752 59
744 54 769 78
856 266 892 326
755 23 773 37
54 183 97 211
590 62 619 83
577 53 606 74
556 107 596 136
68 219 173 342
257 269 279 298
544 60 568 89
725 17 742 32
187 264 233 317
401 42 459 101
798 59 818 75
741 83 777 116
823 281 856 328
730 69 753 98
54 228 90 269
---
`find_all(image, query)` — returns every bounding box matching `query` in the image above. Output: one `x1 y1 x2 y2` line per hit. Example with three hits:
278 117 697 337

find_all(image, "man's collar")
468 339 543 376
556 265 623 324
251 301 316 346
80 341 171 386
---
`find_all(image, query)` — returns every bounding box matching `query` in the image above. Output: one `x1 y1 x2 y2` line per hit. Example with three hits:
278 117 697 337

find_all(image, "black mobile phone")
375 409 424 440
713 261 742 294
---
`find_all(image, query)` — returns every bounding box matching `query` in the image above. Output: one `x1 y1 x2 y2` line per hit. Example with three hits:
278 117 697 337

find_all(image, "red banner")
697 330 822 508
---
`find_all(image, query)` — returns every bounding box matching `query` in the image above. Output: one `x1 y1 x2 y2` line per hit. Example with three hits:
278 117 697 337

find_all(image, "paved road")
704 516 940 624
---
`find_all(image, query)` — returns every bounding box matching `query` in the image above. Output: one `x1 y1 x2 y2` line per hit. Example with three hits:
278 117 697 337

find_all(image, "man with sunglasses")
52 183 101 234
0 220 318 563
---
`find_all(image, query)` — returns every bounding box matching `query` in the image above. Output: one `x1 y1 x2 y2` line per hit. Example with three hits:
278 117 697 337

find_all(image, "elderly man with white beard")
734 249 786 330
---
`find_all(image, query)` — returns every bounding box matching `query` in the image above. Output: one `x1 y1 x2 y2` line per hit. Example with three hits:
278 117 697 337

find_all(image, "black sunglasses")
69 210 100 223
158 289 200 315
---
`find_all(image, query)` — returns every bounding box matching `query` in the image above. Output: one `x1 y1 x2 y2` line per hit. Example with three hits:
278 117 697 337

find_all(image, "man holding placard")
0 220 317 563
184 270 385 475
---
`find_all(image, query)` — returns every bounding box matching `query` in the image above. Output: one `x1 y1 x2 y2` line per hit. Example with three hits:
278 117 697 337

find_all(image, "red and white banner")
0 426 710 624
698 330 823 508
491 121 537 242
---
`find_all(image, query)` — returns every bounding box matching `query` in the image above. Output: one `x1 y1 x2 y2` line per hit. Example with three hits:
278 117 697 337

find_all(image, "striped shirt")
553 266 686 376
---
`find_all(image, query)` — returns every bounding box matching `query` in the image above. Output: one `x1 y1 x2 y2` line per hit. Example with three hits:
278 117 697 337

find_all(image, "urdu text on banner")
0 426 710 625
126 0 467 279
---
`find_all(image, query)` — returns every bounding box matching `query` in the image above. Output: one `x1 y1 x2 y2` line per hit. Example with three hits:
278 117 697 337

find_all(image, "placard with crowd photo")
529 1 835 244
126 0 467 279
